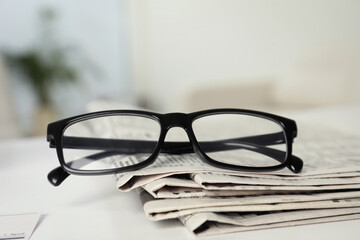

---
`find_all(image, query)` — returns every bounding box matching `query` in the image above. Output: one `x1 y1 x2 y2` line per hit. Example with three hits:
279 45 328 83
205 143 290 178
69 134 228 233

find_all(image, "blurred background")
0 0 359 139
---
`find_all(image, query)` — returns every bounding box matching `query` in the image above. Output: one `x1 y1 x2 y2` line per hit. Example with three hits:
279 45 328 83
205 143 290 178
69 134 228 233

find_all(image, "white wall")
130 0 360 111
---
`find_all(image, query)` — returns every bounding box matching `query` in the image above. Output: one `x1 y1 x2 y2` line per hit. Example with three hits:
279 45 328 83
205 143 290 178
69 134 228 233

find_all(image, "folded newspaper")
87 101 360 237
132 126 360 236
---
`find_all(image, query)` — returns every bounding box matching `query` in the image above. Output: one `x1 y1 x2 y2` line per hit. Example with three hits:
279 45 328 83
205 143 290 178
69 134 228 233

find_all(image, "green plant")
3 8 80 106
5 48 79 106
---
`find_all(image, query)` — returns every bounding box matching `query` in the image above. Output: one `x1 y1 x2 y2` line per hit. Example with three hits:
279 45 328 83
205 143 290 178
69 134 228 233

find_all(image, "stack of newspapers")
87 102 360 236
112 124 360 237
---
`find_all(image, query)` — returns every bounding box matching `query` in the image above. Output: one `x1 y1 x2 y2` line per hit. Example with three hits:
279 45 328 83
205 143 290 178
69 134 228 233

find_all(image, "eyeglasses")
47 109 303 186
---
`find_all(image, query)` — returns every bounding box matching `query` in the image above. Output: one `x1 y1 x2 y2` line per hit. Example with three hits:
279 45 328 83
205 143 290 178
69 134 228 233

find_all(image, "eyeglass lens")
192 114 287 167
62 115 161 171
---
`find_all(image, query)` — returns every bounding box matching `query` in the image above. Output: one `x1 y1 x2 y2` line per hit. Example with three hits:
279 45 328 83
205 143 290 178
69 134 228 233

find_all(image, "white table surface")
1 104 360 240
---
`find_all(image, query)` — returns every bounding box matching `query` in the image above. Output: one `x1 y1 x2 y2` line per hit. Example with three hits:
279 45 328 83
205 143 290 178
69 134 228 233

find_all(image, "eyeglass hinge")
47 134 56 148
290 131 298 143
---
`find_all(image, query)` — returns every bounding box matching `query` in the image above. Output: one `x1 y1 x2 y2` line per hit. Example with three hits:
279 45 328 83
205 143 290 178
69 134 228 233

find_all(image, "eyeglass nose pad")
287 155 303 173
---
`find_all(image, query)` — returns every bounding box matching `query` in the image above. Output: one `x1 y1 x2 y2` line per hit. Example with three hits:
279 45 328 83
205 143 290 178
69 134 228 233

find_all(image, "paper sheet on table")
0 213 40 240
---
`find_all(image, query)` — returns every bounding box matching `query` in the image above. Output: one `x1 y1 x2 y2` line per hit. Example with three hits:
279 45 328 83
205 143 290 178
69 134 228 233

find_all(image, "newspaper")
114 126 360 193
179 208 360 237
114 154 246 192
142 175 282 198
141 172 360 198
135 125 360 235
191 173 360 191
137 188 360 221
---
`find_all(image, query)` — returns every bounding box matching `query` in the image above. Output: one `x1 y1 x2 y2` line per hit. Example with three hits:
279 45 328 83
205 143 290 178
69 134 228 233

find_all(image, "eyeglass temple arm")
60 134 300 166
56 132 285 153
161 137 302 174
48 150 119 186
48 132 302 186
59 132 301 163
54 132 289 158
161 132 286 154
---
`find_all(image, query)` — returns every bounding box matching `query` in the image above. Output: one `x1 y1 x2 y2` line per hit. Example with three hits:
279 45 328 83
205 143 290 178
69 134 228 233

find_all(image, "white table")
1 105 360 240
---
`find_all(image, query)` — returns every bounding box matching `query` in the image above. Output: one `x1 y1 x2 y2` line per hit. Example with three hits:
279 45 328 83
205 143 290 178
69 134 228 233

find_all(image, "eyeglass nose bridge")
158 112 197 155
162 112 189 130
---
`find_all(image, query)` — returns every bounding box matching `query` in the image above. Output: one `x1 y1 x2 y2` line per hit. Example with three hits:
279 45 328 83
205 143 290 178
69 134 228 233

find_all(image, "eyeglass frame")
47 108 303 186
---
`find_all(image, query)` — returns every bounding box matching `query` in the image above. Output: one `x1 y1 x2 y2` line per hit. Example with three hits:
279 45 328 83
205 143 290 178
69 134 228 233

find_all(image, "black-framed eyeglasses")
46 108 303 186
